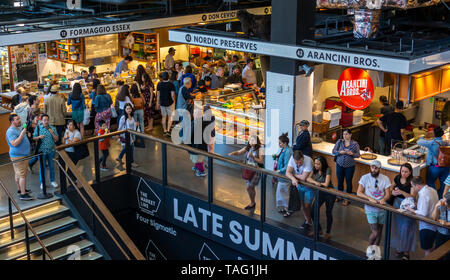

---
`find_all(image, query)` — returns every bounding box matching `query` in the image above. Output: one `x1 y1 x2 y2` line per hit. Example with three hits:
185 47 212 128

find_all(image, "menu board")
8 44 39 89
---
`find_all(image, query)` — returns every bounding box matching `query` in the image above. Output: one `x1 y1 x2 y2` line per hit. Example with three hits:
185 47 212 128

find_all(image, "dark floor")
0 124 426 260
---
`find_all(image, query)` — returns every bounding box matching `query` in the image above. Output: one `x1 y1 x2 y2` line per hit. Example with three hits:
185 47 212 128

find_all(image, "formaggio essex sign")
169 29 450 75
0 6 271 46
60 23 131 38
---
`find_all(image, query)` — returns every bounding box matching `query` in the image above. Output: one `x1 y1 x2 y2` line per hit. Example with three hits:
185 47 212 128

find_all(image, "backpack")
435 140 450 167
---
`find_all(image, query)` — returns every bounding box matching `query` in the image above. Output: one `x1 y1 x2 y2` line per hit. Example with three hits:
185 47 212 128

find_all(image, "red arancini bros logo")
337 68 374 110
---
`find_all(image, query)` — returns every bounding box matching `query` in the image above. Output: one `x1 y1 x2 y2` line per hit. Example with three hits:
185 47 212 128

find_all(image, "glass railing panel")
166 144 208 198
212 159 261 218
130 137 162 181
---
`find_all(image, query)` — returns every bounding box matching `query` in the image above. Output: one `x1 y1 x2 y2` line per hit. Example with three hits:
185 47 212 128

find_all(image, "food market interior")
0 0 449 261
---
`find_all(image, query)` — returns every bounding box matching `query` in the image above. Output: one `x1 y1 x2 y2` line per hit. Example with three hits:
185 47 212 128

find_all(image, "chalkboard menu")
16 62 37 83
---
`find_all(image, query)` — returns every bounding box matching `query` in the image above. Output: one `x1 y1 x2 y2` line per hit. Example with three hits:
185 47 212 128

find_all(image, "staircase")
0 199 104 260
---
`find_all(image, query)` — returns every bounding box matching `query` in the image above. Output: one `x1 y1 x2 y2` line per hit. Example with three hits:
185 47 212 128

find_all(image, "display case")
206 89 265 143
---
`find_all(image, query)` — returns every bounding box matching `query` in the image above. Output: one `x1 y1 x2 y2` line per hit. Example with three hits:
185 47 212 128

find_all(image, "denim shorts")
365 210 387 225
297 185 315 204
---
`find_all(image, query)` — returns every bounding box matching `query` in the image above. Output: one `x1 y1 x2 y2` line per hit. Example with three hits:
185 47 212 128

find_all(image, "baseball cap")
370 160 381 168
50 84 59 93
202 64 209 69
297 120 310 127
169 47 176 53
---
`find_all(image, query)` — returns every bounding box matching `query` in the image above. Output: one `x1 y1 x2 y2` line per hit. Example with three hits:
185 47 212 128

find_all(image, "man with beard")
357 160 392 248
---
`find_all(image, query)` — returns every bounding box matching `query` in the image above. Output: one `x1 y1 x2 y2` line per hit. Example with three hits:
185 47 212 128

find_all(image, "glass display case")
205 89 265 143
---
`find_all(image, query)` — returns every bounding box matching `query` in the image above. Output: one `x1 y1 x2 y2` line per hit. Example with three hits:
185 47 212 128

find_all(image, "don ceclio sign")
337 68 375 110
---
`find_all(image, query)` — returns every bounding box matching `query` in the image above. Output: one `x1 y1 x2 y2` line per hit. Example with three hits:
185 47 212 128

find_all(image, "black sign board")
16 62 37 83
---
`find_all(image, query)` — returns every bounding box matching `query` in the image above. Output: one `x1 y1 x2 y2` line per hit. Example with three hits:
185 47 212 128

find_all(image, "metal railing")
55 130 145 260
0 173 53 260
57 129 450 260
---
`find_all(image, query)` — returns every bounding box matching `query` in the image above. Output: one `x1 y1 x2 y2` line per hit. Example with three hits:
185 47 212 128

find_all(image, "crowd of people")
4 51 449 259
264 118 449 259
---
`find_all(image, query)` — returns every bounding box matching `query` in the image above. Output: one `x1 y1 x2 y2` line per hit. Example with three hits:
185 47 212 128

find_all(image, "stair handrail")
423 239 450 260
55 150 145 260
0 179 54 260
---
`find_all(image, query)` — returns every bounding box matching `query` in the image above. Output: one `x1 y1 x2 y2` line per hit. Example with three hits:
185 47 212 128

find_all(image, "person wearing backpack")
418 126 450 199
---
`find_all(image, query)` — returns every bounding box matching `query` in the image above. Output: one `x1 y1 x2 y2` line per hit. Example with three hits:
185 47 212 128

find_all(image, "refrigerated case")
206 89 265 144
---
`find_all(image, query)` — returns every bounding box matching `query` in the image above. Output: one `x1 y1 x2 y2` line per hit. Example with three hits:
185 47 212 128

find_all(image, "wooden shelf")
46 38 85 65
119 31 159 68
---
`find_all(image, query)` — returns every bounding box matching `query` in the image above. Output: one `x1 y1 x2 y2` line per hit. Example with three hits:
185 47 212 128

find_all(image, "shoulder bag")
242 151 256 180
272 148 285 186
33 125 42 155
434 140 450 167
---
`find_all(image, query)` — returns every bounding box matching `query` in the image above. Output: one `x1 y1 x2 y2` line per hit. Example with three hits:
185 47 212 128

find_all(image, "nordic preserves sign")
337 68 375 110
169 29 450 75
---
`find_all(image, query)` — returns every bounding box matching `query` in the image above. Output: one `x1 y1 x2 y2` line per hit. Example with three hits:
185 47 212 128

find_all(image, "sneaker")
166 131 171 137
20 193 34 201
300 221 311 231
17 189 32 194
131 162 139 168
195 170 207 177
50 181 58 188
100 167 109 171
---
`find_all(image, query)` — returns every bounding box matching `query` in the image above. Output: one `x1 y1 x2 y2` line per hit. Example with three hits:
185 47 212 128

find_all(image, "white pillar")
265 71 314 168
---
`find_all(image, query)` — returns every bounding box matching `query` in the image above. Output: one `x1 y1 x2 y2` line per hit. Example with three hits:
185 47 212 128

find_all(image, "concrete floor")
0 124 427 260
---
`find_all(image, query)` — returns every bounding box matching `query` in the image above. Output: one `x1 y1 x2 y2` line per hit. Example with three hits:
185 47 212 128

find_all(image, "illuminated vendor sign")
337 68 374 110
169 29 450 75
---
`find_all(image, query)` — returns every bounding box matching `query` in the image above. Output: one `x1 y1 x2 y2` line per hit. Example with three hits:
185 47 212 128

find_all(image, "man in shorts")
157 71 176 136
6 114 34 200
357 160 391 247
408 176 439 257
286 150 314 232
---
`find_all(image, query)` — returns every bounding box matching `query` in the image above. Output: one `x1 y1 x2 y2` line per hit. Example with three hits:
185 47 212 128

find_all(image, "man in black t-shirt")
157 72 176 136
378 101 407 155
378 95 394 155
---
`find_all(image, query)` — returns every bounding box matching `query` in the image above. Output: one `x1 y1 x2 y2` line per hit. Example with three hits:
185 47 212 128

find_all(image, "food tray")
361 153 377 160
387 158 407 166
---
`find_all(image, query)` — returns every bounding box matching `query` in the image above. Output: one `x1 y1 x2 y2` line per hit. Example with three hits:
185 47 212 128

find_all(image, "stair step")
50 239 94 260
4 227 86 260
0 201 61 225
0 205 69 234
80 251 103 260
0 216 77 249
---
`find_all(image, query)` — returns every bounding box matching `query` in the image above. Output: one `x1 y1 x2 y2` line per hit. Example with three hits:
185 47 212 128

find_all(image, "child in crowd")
97 120 111 171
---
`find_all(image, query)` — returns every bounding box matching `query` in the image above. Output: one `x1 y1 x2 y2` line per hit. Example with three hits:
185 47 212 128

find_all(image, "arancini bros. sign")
338 68 375 110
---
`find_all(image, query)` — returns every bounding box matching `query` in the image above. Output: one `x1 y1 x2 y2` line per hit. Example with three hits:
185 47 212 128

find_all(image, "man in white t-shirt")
286 150 314 232
357 160 391 247
408 176 439 257
242 58 257 85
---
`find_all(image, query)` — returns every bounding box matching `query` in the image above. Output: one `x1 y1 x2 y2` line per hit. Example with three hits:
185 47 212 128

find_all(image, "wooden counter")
312 141 428 189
